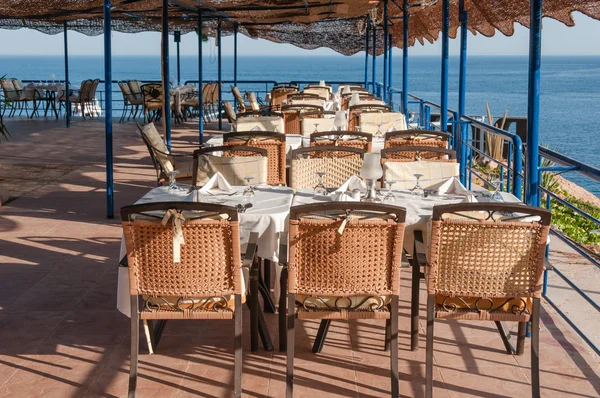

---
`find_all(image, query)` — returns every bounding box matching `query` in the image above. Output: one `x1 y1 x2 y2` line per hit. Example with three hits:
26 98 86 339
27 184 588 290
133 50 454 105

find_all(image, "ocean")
2 54 600 195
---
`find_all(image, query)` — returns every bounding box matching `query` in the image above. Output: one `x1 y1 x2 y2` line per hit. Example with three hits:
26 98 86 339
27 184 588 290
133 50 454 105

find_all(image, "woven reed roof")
0 0 599 55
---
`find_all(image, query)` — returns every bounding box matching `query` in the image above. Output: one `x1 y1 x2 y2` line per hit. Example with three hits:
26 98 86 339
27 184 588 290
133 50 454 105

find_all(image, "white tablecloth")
116 185 294 317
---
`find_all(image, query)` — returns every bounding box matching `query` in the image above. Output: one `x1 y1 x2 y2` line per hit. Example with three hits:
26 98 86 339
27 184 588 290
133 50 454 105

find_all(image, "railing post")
161 0 171 150
440 0 449 133
458 0 468 184
103 0 114 219
402 0 409 118
388 33 392 105
233 23 238 111
513 135 524 199
63 22 70 128
198 12 203 144
175 31 181 86
365 19 370 88
382 0 388 104
217 18 223 130
526 0 542 207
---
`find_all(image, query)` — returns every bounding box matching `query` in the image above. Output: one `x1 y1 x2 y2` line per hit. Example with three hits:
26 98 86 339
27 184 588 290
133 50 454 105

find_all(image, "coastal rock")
0 184 8 206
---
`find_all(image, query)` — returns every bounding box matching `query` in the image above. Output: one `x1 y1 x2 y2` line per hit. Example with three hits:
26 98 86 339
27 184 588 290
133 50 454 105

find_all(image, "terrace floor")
0 116 599 397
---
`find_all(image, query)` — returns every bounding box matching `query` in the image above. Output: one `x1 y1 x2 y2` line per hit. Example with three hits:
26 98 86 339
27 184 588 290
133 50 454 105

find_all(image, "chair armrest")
413 230 427 267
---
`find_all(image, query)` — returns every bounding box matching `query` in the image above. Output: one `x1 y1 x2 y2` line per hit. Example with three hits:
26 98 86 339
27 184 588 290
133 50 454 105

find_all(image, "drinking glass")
313 171 328 196
376 122 385 136
313 123 320 134
383 180 397 203
411 174 424 197
242 176 255 201
490 179 504 202
168 170 182 192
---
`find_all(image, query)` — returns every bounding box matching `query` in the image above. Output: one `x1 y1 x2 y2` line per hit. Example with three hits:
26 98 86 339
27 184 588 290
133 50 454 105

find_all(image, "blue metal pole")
175 31 181 86
103 0 114 219
63 21 70 128
233 23 238 111
388 33 392 105
526 0 542 207
198 12 204 144
382 0 388 104
217 18 223 130
440 0 449 133
402 0 409 118
365 20 370 88
458 0 468 184
372 22 376 94
162 0 171 150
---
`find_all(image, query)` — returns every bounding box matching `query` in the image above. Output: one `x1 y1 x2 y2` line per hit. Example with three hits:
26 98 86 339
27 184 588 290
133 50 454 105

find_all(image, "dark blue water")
3 54 600 195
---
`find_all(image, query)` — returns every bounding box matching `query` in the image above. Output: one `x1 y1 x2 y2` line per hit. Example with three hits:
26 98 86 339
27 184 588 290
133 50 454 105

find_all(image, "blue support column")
103 0 114 218
402 0 409 119
372 23 376 94
526 0 543 207
440 0 449 133
63 21 70 128
388 33 392 104
233 23 238 111
382 0 388 103
198 12 204 144
175 31 181 86
217 18 223 130
365 20 370 88
162 0 171 149
458 0 468 184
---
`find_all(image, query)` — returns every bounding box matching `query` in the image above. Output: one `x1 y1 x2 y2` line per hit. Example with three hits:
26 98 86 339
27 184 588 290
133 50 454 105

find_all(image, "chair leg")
129 295 139 398
286 293 296 398
234 294 243 398
516 321 526 355
390 296 399 398
384 317 391 351
279 267 288 352
410 257 421 351
425 294 435 398
250 257 259 352
142 320 154 355
312 320 331 353
531 298 541 398
495 321 516 355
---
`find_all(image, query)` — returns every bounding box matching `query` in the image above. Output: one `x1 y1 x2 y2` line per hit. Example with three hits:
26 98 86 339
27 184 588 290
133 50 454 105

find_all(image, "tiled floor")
0 118 598 397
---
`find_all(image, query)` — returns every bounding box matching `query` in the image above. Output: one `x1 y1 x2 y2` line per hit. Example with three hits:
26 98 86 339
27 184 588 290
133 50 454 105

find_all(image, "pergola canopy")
1 0 599 55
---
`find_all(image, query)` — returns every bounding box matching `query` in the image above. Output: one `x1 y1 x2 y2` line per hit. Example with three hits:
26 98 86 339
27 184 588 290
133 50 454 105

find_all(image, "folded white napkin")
330 191 360 202
250 125 263 131
430 176 469 196
198 172 235 195
336 175 367 193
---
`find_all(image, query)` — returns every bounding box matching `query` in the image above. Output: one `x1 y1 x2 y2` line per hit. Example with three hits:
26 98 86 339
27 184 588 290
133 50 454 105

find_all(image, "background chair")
282 104 324 135
281 202 406 398
348 104 392 130
121 202 245 397
310 131 373 153
141 83 164 123
192 145 268 187
223 131 287 186
381 145 456 163
423 203 551 398
384 130 449 149
231 86 248 113
270 86 298 111
300 111 336 136
236 114 284 133
289 146 365 189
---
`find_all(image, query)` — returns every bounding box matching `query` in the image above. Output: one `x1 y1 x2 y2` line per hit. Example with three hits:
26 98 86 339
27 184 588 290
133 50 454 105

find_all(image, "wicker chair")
281 202 407 398
348 104 392 129
384 129 448 149
310 131 373 154
299 111 336 136
303 86 331 100
231 86 248 113
192 145 269 187
119 81 144 122
270 86 298 111
288 93 324 102
282 104 324 134
0 78 32 117
289 146 365 189
341 93 378 110
223 131 287 186
246 91 269 112
380 145 456 163
422 203 551 398
137 123 196 185
121 202 246 398
141 83 164 123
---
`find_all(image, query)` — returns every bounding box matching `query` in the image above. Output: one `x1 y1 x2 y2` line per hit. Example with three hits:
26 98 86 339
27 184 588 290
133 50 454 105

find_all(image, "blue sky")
1 12 599 56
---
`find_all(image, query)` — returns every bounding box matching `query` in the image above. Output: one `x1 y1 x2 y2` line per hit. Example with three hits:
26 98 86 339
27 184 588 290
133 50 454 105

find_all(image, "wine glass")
242 176 255 201
313 171 328 196
383 180 397 203
490 179 504 202
168 170 182 192
313 123 320 134
411 174 424 197
376 122 385 136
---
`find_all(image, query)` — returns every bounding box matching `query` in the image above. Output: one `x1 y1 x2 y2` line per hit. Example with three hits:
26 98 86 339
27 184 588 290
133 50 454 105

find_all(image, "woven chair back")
121 202 243 299
127 80 143 101
282 105 324 134
310 131 373 154
384 130 449 154
288 203 406 297
141 83 163 111
223 101 236 123
348 104 392 129
223 131 286 186
85 79 100 102
192 145 268 186
381 146 456 163
428 203 551 301
0 79 19 101
210 82 220 105
303 86 330 100
290 146 365 189
271 86 298 110
119 81 134 103
137 122 173 178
